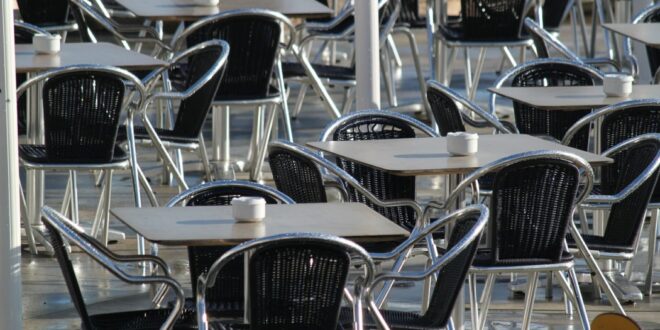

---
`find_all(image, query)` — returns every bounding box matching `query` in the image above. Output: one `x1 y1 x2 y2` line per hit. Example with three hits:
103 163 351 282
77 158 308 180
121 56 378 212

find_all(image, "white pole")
0 0 23 328
355 0 380 110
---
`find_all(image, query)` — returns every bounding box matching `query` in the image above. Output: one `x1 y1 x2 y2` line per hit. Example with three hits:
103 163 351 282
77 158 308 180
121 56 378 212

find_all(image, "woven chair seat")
471 248 574 267
214 85 280 102
281 62 356 81
437 21 529 42
567 235 636 254
338 307 443 330
117 125 199 145
88 308 196 330
19 144 128 164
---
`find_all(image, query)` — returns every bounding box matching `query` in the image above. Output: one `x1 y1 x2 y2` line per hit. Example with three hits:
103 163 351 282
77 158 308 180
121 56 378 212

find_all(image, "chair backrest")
444 150 594 265
491 59 603 150
319 110 436 230
426 80 513 136
176 9 293 101
17 66 144 163
541 0 574 30
197 233 374 330
600 135 660 248
366 205 488 328
460 0 529 39
167 41 229 139
524 18 582 62
629 4 660 80
167 180 293 318
269 144 329 204
17 0 70 26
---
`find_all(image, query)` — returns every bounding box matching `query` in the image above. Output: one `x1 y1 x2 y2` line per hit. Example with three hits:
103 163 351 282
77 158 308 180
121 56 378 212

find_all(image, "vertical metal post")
0 0 24 327
355 0 380 110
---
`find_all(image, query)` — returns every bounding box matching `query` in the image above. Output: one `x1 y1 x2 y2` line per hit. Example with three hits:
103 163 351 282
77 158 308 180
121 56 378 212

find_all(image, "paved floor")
20 13 660 330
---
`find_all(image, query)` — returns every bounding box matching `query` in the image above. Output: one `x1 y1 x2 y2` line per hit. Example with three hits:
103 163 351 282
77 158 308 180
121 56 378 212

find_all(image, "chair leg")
340 87 355 115
568 268 591 329
291 84 308 119
468 274 480 329
468 47 486 101
69 170 79 225
19 181 38 255
463 48 472 97
575 0 590 57
387 34 403 68
478 274 495 330
61 176 72 217
275 58 294 142
522 273 539 329
102 170 113 246
91 173 109 238
644 208 659 295
213 105 231 163
250 104 278 182
198 133 213 182
380 50 397 107
141 116 188 191
137 165 159 207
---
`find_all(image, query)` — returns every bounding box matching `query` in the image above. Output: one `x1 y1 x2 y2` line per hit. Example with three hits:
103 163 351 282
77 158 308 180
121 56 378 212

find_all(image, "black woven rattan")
426 87 466 136
511 63 594 150
19 71 125 164
331 116 417 231
542 0 572 31
42 221 195 330
281 62 356 81
482 158 581 266
247 241 351 330
339 213 481 330
17 0 69 26
439 0 527 41
398 0 426 28
269 146 328 204
642 9 660 79
181 184 289 319
185 15 281 101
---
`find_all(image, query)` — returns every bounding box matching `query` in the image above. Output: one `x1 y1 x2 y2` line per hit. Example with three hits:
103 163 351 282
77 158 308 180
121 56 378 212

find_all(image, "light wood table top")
15 42 167 74
488 85 660 110
114 0 333 21
603 23 660 47
111 203 409 246
307 135 612 176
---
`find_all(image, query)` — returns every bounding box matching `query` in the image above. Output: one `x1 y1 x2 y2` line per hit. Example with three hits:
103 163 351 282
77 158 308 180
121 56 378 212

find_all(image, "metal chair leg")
198 133 213 182
468 274 480 329
250 104 278 182
478 274 495 330
644 209 659 295
568 268 591 329
387 34 403 68
522 272 539 329
101 170 113 246
69 170 79 225
275 58 294 142
468 48 487 101
291 84 308 119
340 87 355 115
19 182 38 255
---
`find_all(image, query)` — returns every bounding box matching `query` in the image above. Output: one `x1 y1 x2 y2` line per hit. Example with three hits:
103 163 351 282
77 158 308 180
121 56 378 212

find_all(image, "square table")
18 42 167 255
111 203 410 246
307 134 612 176
603 23 660 47
114 0 334 21
488 85 660 110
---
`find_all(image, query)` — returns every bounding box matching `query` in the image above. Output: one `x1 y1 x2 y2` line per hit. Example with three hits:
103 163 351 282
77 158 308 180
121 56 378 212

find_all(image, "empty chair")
489 58 603 150
562 100 660 296
173 9 296 181
16 0 78 40
342 205 488 330
427 150 596 329
116 40 230 189
196 232 375 330
40 206 194 330
166 180 294 319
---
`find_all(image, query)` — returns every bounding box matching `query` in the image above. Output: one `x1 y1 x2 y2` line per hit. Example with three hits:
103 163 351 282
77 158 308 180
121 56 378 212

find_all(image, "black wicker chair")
16 0 78 40
624 3 660 82
116 40 229 188
318 110 436 232
40 206 195 330
173 9 296 181
430 0 534 99
338 205 488 330
17 65 156 251
562 100 660 296
197 232 375 330
166 180 294 320
489 58 603 151
14 22 49 136
426 150 596 330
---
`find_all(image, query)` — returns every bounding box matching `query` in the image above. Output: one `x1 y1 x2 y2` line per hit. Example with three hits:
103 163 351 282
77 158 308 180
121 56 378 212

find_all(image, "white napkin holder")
447 132 478 156
231 197 266 222
603 73 633 97
32 34 61 55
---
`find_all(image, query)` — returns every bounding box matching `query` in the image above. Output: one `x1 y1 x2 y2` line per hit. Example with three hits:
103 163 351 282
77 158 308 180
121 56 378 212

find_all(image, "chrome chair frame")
488 58 604 120
128 40 230 192
17 65 157 252
425 150 596 329
196 232 375 330
365 204 489 330
623 3 660 82
166 179 295 207
426 80 516 135
69 0 170 56
15 0 78 40
319 109 438 142
562 100 660 296
524 17 620 71
41 206 185 330
172 9 296 182
14 20 50 36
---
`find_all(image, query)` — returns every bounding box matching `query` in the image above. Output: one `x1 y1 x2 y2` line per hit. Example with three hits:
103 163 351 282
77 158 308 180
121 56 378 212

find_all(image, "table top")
488 85 660 110
114 0 333 21
602 23 660 47
15 42 167 74
111 203 409 246
307 135 612 176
